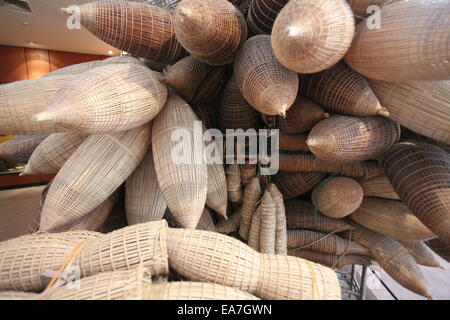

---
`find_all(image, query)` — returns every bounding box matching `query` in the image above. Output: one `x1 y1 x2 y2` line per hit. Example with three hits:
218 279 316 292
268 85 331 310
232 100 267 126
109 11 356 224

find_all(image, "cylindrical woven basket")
299 62 388 116
33 64 167 134
191 103 219 130
346 0 396 20
216 209 241 234
152 93 208 229
226 163 243 203
67 1 186 64
0 291 38 300
191 67 227 104
273 171 326 200
350 197 435 242
22 132 85 175
311 177 364 219
0 75 71 135
285 199 355 233
344 222 432 299
0 135 47 164
248 206 262 252
425 238 450 263
219 75 263 131
125 148 167 225
240 163 257 186
271 0 354 73
246 0 288 35
259 190 277 254
287 229 370 256
40 125 151 232
307 115 401 163
278 133 309 152
399 241 443 269
239 177 262 240
369 79 450 144
269 184 287 255
344 0 450 81
288 249 372 270
173 0 247 65
359 175 399 200
278 97 329 135
206 160 228 218
234 35 299 116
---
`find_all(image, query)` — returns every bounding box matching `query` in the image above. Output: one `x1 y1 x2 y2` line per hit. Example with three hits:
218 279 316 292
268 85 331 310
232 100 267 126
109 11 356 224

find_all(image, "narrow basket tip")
323 112 330 118
177 7 192 17
377 108 390 117
61 7 69 14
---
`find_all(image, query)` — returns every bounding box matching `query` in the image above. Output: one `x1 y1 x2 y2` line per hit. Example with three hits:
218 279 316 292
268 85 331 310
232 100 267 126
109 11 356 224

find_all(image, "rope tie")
291 224 349 252
332 229 353 270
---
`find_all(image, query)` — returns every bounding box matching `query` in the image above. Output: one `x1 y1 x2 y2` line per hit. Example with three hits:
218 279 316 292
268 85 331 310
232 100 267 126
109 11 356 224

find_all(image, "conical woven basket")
43 56 145 77
299 62 388 116
359 175 399 200
279 133 309 152
345 0 450 81
0 291 38 300
259 190 277 254
379 142 450 244
152 93 208 229
288 249 372 270
219 75 263 131
246 0 288 35
40 125 151 232
191 67 227 104
68 1 185 64
0 76 71 135
239 177 262 240
344 222 432 299
216 209 241 234
0 135 47 164
271 0 354 73
278 97 329 135
273 171 326 200
287 229 370 256
240 163 257 186
399 241 443 269
311 177 363 219
22 132 85 175
166 228 341 300
125 148 167 225
33 64 167 134
226 163 243 203
307 115 401 163
350 197 435 242
206 161 228 218
165 206 216 231
0 231 100 292
191 103 219 130
234 35 299 116
369 79 450 144
173 0 247 65
285 199 355 233
425 238 450 263
143 280 260 300
269 184 287 255
248 206 262 252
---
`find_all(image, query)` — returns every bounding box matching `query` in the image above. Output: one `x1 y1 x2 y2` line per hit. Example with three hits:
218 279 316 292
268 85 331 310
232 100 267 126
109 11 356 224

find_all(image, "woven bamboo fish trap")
271 0 355 74
307 115 401 163
359 175 399 200
278 97 329 135
152 93 208 229
0 135 47 164
0 231 100 292
39 125 151 232
216 210 241 234
166 228 341 300
234 35 299 116
143 281 260 300
247 0 288 35
22 132 85 175
43 56 145 77
425 238 450 263
173 0 247 65
0 291 38 300
0 75 70 135
65 1 185 64
398 241 443 269
287 230 370 256
269 184 287 255
285 199 355 233
369 80 450 144
226 163 243 203
279 134 309 152
273 171 326 200
191 67 227 104
33 64 167 134
239 177 262 240
350 197 435 242
125 148 167 225
311 177 363 219
288 250 372 270
206 161 228 218
379 142 450 244
345 222 432 299
299 62 388 116
191 103 218 129
165 206 216 231
259 190 277 254
240 163 257 186
400 127 450 155
248 206 262 252
344 0 450 81
219 75 263 131
346 0 396 20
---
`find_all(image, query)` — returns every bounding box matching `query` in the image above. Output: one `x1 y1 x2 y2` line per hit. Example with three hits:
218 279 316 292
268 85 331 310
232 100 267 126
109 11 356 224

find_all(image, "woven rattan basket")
234 35 299 116
0 135 47 164
248 206 262 251
399 241 443 269
240 163 257 186
359 175 399 200
269 184 287 255
271 0 354 73
425 238 450 263
239 177 262 240
259 190 277 254
288 249 372 270
216 209 241 234
226 163 243 203
206 160 228 218
0 291 38 300
273 171 326 200
247 0 288 35
346 0 395 20
278 133 309 152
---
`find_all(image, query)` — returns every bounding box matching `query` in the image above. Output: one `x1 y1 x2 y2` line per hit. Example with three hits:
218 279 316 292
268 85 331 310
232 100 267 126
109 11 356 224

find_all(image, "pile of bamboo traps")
1 0 449 301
